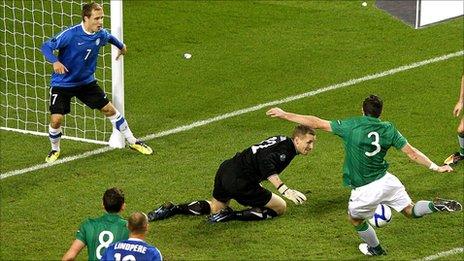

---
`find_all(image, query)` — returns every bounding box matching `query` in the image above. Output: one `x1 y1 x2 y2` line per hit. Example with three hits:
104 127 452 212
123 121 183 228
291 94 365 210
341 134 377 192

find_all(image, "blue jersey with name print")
101 238 162 261
41 23 124 88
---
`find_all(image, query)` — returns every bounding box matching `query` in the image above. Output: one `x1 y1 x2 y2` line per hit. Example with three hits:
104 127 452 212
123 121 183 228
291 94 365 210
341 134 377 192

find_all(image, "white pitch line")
418 247 463 261
0 127 109 145
1 50 463 180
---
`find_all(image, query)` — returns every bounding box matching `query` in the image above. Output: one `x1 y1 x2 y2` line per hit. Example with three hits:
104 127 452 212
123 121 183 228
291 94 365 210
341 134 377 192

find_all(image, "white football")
368 204 392 228
183 53 192 59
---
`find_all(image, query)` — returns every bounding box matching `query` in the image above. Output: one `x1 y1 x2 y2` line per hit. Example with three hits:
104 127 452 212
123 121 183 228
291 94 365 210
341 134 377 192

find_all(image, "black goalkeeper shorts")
49 81 110 115
212 159 272 207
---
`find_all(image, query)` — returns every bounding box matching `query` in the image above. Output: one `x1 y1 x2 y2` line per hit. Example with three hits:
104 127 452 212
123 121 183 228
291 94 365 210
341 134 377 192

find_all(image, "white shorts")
348 172 412 219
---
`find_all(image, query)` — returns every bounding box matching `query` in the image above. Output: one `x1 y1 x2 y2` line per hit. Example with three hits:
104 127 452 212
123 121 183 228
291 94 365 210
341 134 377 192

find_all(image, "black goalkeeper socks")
177 201 278 221
177 200 211 215
234 207 278 221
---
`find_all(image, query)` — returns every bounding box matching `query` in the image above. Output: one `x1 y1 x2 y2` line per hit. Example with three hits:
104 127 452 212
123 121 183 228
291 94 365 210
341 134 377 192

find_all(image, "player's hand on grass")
53 61 68 74
266 107 286 118
285 189 307 204
278 184 306 204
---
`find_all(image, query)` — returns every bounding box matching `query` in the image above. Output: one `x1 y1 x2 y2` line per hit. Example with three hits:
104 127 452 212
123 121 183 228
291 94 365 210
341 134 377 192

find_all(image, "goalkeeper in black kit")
148 124 316 223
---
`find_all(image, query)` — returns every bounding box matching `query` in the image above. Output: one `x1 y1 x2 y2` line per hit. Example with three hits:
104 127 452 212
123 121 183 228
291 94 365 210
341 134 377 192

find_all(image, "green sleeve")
330 119 348 138
392 128 407 149
75 220 88 245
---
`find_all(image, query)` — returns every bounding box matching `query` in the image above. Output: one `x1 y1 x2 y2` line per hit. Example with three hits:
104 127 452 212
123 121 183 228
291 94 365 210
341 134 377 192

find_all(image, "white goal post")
0 0 125 148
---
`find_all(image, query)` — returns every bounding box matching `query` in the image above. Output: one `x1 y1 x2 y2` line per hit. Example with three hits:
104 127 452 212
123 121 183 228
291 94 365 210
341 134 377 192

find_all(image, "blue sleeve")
150 247 163 261
41 41 58 63
41 29 72 63
108 34 124 49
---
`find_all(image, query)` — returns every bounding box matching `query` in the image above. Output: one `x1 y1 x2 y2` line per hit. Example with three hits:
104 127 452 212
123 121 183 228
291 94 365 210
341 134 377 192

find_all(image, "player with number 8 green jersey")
330 116 407 188
76 213 129 261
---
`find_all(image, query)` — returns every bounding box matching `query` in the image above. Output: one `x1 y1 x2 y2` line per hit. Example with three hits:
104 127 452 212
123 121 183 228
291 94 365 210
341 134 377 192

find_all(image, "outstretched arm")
453 75 464 117
401 143 453 173
108 34 126 60
266 107 332 132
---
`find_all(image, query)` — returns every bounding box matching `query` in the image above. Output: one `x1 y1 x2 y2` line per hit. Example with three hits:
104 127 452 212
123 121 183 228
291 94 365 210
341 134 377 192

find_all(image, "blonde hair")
292 124 316 139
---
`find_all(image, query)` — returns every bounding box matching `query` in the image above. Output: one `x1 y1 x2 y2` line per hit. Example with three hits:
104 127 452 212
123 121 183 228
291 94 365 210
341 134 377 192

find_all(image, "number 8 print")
96 231 114 259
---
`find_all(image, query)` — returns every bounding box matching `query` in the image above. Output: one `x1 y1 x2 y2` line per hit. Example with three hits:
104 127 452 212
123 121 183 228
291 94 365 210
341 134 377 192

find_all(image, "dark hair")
292 124 316 139
362 95 383 118
128 212 148 234
82 2 102 22
103 187 125 213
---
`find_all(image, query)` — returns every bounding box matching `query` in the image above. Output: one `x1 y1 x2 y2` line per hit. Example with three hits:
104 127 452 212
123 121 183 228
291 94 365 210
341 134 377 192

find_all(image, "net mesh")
0 0 112 143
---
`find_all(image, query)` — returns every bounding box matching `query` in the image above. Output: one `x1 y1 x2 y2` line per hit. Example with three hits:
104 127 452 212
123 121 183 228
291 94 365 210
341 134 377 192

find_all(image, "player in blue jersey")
102 212 163 261
41 2 152 163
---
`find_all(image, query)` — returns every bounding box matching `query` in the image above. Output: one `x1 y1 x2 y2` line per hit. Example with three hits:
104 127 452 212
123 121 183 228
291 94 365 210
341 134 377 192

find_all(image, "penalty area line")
1 50 463 180
417 247 463 261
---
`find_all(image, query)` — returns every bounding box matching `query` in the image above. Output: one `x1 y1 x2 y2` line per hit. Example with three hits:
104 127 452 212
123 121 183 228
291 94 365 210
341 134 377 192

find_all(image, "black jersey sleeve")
257 152 281 179
245 136 295 182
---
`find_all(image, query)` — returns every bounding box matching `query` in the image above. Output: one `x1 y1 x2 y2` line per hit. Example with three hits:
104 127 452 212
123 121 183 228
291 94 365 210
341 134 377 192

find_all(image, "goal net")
0 0 124 146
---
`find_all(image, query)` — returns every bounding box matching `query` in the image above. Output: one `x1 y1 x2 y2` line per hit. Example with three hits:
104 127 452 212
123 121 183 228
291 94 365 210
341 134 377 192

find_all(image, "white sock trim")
107 111 121 121
49 125 61 133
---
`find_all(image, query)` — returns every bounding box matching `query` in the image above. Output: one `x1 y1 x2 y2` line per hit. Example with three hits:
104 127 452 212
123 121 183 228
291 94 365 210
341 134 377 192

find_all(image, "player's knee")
50 121 61 129
348 214 363 226
457 124 464 134
50 115 62 128
101 102 116 116
269 196 287 216
274 204 286 216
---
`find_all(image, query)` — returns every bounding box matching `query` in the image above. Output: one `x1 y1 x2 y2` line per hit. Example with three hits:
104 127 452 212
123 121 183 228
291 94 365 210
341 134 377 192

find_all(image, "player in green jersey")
62 187 129 261
444 75 464 165
267 95 462 256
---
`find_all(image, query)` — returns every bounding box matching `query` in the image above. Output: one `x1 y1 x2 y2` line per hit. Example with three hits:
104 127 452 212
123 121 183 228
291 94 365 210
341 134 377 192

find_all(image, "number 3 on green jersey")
365 131 381 156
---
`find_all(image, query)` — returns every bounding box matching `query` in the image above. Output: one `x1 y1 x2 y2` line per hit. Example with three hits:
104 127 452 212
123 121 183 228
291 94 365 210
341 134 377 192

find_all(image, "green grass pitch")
1 1 463 260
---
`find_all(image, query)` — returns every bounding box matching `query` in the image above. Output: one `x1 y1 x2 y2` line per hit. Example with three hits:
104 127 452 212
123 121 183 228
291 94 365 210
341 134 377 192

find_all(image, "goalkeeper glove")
277 184 306 205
